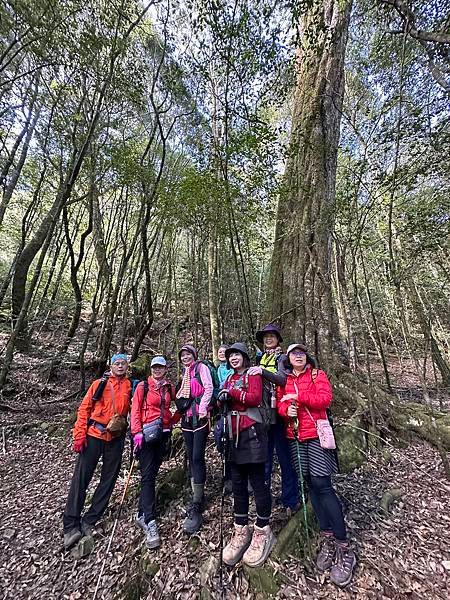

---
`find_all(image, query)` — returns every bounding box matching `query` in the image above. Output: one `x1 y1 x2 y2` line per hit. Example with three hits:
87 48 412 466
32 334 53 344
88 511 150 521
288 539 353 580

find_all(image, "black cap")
255 323 283 344
225 342 250 362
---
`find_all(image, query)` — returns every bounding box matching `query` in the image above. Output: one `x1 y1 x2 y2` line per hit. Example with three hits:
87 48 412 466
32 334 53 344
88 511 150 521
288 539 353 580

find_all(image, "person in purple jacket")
175 344 213 534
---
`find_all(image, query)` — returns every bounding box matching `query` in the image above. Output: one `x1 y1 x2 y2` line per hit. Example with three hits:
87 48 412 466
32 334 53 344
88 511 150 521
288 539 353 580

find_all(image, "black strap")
92 375 109 403
141 380 166 421
158 384 167 420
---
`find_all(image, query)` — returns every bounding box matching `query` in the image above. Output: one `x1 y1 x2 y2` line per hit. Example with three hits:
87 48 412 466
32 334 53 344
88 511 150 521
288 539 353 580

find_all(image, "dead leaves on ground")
0 421 449 600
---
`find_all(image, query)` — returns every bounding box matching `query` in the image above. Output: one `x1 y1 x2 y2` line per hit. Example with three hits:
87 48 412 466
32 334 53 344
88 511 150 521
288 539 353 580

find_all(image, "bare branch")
379 0 450 44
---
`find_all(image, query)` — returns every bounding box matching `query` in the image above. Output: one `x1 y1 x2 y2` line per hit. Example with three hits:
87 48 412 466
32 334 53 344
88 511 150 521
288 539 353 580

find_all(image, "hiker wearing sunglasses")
131 355 175 549
277 344 356 588
221 343 275 568
175 344 213 534
247 323 299 516
63 353 131 551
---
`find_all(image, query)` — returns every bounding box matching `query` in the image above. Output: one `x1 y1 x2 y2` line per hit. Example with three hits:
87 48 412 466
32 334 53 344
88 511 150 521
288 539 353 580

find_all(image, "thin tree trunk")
208 230 221 362
0 105 41 227
409 281 450 387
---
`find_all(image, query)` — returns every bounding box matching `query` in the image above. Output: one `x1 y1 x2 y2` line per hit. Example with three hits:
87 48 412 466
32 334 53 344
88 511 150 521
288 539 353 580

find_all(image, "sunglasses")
290 351 306 357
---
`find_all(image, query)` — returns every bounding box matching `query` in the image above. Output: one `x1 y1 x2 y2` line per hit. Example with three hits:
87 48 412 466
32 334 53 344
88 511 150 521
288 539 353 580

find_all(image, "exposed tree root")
332 370 450 478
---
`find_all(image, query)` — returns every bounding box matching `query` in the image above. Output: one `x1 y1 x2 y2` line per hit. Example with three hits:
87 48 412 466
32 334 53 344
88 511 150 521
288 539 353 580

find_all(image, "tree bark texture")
267 0 353 368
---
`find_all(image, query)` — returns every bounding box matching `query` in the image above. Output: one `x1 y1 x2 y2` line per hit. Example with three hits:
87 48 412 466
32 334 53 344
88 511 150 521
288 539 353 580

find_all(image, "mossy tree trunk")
267 0 353 370
265 0 450 475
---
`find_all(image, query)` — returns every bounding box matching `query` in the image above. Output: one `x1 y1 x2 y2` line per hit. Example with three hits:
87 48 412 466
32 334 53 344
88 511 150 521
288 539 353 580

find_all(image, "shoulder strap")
107 380 116 413
158 382 170 419
92 375 109 403
242 369 249 390
139 381 148 420
311 368 319 382
224 372 233 389
194 361 202 383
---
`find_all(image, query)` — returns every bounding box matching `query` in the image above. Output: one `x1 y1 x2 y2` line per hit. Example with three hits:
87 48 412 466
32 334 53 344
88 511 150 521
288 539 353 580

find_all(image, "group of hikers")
62 323 356 588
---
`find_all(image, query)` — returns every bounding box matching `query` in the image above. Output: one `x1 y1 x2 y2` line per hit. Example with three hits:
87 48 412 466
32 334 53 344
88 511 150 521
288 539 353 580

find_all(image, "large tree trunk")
267 0 353 370
265 0 450 482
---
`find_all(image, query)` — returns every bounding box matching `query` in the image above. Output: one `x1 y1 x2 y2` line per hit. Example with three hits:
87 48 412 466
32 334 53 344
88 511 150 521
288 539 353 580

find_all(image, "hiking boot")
145 519 161 549
183 502 203 534
316 535 336 571
63 528 82 550
223 524 252 566
330 544 356 587
136 512 146 531
80 521 93 538
242 525 276 568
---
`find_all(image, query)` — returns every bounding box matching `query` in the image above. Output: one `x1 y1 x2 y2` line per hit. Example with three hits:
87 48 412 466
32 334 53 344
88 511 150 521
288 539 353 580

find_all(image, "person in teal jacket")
216 343 234 493
217 344 233 388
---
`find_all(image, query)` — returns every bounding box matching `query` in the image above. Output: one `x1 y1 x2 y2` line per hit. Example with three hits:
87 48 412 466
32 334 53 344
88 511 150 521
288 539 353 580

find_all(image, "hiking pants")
231 462 271 528
137 433 169 523
265 419 299 508
182 418 209 485
63 434 125 532
305 474 347 541
288 438 346 541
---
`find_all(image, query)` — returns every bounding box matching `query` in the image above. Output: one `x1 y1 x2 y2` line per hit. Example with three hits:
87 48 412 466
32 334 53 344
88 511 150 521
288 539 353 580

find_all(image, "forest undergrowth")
0 322 449 600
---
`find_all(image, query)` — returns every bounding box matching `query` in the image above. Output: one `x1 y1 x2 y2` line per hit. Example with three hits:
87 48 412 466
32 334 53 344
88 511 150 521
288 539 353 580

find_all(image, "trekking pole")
292 410 310 552
218 391 230 597
92 456 136 600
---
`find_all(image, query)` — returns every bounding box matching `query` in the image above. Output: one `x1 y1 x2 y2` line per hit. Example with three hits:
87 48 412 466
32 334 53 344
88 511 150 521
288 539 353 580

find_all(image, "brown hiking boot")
242 525 276 568
330 544 356 587
316 535 336 571
223 524 252 566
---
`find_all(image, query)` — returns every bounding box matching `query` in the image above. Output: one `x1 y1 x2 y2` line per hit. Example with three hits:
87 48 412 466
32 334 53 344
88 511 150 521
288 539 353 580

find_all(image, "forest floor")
0 331 449 600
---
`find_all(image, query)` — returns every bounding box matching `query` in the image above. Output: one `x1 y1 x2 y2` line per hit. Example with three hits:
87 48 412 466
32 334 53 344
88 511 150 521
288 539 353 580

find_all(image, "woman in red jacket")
220 343 275 568
131 355 175 549
277 344 356 588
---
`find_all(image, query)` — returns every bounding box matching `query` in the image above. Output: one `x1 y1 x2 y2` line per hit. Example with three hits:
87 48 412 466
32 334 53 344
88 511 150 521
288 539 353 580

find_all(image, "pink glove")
73 438 87 453
133 433 143 452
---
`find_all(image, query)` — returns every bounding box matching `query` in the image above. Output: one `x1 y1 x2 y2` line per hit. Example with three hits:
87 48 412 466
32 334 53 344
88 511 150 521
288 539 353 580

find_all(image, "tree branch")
379 0 450 44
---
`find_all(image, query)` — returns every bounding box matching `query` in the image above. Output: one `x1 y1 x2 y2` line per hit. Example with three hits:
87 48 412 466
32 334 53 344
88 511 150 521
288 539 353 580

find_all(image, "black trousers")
63 434 125 532
182 418 209 484
231 461 271 528
137 433 168 523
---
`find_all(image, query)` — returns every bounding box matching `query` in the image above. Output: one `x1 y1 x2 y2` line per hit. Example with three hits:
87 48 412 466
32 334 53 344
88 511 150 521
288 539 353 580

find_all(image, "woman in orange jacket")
277 344 356 588
131 355 175 549
63 354 131 550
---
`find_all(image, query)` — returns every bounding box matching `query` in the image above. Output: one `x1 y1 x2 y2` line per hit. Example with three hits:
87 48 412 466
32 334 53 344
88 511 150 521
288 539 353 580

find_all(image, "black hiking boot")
182 501 203 534
81 520 94 538
63 528 82 550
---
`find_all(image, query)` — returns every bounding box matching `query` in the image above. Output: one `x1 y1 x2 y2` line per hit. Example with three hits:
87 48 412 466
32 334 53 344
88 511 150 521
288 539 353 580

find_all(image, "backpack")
224 370 273 430
194 360 220 406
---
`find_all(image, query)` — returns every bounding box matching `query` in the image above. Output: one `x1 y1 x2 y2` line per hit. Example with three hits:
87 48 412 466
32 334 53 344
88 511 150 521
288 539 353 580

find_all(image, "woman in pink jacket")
175 344 213 534
277 343 356 588
131 355 175 549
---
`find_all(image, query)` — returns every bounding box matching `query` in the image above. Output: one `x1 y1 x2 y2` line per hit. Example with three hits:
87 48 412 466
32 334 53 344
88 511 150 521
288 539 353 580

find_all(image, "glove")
247 366 262 376
133 433 143 453
73 438 87 453
218 388 229 401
